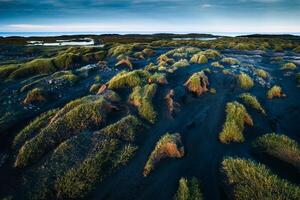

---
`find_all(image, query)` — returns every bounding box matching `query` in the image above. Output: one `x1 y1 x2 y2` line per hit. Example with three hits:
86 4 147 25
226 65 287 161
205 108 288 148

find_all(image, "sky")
0 0 300 34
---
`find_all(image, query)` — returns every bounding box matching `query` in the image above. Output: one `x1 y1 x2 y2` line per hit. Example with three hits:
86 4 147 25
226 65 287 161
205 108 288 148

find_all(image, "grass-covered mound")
148 72 168 85
107 70 151 89
15 95 114 168
239 93 266 115
23 88 47 105
52 71 80 84
89 83 102 93
184 71 209 96
281 62 297 70
190 53 208 64
13 109 58 149
220 57 240 65
219 102 253 144
237 73 254 89
267 85 285 99
253 133 300 171
143 133 184 177
2 47 105 79
21 115 143 200
115 57 133 70
172 59 190 68
174 177 203 200
255 68 268 79
211 61 224 68
129 84 157 123
221 157 300 200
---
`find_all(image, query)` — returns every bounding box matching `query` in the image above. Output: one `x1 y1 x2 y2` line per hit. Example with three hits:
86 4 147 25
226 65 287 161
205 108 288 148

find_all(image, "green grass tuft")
253 133 300 171
237 73 254 89
239 93 266 115
267 85 284 99
281 62 297 70
219 102 253 144
221 157 300 200
174 177 203 200
143 133 184 177
184 71 209 96
129 84 157 123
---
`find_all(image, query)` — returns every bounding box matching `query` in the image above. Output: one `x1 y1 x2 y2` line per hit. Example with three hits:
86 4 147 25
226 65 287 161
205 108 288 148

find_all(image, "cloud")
201 4 213 9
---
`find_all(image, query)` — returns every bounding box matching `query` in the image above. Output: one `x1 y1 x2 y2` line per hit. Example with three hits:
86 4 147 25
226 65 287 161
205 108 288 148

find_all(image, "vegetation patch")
172 59 190 68
144 133 184 177
267 85 285 99
15 95 114 168
281 62 297 70
184 71 209 96
174 177 203 200
221 157 300 200
253 133 300 171
115 57 133 70
148 72 168 85
23 88 48 105
211 61 224 68
237 73 254 89
219 102 253 144
255 68 268 79
221 57 240 65
239 93 266 115
190 53 208 64
129 84 157 123
107 70 151 89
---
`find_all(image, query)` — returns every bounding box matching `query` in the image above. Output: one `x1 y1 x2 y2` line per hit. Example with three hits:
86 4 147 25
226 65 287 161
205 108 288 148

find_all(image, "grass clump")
219 102 253 144
239 93 266 115
221 157 300 200
89 83 102 93
13 109 58 149
237 73 254 89
129 84 157 123
190 53 208 64
0 64 19 78
267 85 285 99
96 115 144 142
15 95 113 168
253 133 300 171
221 57 240 65
115 57 133 70
255 68 268 78
143 133 184 177
211 61 224 68
107 70 151 89
174 177 203 200
55 140 137 199
172 59 190 68
148 72 168 85
281 62 297 70
23 88 47 105
52 71 80 84
184 71 209 96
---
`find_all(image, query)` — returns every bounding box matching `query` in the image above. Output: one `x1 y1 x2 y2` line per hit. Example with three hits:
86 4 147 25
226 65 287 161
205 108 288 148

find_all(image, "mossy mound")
253 133 300 171
107 70 151 89
143 133 184 177
184 71 209 96
221 157 300 200
239 93 266 115
237 73 254 89
281 62 297 70
13 109 58 149
172 59 190 68
267 85 285 99
190 54 208 64
148 72 168 85
255 68 268 78
23 88 47 105
21 115 144 200
3 47 105 80
211 61 224 68
115 57 133 70
219 102 253 144
15 95 114 168
129 84 157 123
174 177 203 200
221 57 240 65
52 71 80 84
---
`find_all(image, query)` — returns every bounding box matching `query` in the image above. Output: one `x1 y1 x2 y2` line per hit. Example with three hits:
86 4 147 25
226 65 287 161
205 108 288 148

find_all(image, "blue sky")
0 0 299 33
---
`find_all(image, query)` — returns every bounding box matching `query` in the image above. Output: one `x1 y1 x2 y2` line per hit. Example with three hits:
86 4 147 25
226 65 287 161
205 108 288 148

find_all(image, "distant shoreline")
1 32 300 37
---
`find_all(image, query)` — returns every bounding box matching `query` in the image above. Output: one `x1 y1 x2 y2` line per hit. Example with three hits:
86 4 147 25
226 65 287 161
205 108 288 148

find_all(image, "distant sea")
0 32 300 37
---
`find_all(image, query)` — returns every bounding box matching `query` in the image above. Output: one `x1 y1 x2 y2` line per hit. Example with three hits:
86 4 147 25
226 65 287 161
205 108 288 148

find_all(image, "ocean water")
0 32 300 37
